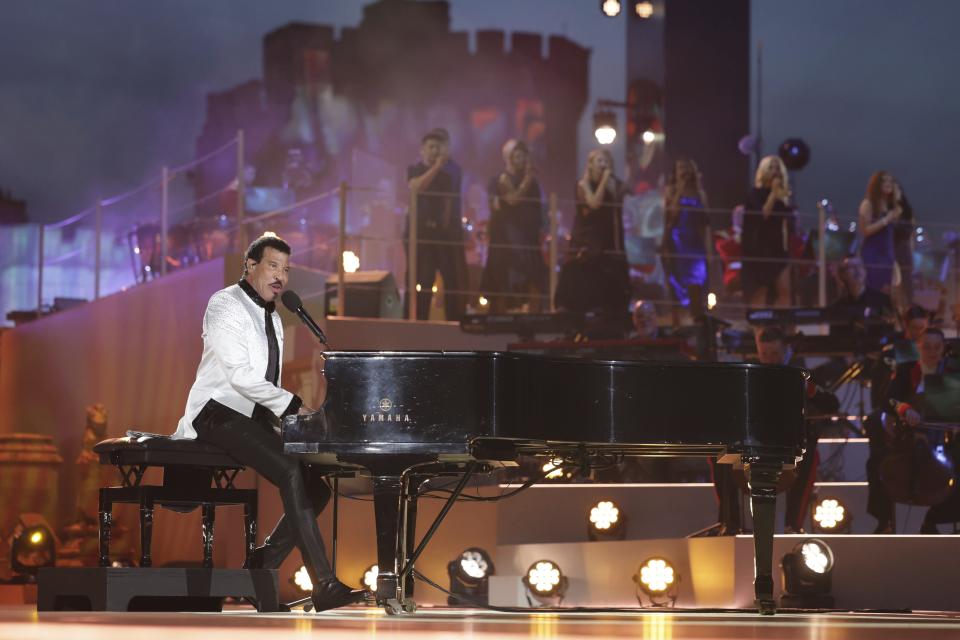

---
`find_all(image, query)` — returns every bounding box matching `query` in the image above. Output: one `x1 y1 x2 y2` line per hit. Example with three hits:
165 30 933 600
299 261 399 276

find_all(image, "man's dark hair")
904 305 930 322
243 235 291 275
757 325 787 344
421 131 446 146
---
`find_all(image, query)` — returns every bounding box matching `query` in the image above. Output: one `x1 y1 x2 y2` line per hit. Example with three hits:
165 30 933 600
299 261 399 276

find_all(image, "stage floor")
3 605 960 640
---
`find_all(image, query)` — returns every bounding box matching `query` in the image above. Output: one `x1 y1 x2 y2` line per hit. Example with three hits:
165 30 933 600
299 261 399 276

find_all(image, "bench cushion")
94 435 244 469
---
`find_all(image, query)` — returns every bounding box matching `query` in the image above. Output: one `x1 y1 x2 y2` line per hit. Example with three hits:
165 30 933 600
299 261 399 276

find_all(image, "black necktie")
264 308 279 385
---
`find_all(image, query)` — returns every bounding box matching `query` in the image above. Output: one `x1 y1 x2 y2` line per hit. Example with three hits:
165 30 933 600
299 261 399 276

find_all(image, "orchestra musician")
880 327 960 533
828 255 895 326
172 234 367 611
630 299 661 340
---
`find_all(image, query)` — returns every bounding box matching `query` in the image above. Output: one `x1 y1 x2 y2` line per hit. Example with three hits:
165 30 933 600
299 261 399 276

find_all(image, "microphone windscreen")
280 289 303 312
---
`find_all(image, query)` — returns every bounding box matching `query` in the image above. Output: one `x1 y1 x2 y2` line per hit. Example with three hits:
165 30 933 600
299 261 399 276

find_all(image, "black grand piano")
282 351 807 614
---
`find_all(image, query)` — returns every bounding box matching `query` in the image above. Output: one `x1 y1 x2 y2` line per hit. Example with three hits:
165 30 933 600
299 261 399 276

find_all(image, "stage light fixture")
600 0 622 17
633 557 679 607
292 565 312 592
522 559 568 605
707 292 718 310
361 564 379 591
541 457 572 481
342 250 360 273
447 547 494 605
634 1 654 19
593 110 618 145
478 295 489 307
780 538 835 608
811 496 851 534
8 515 57 581
587 499 627 541
262 231 279 239
641 129 656 144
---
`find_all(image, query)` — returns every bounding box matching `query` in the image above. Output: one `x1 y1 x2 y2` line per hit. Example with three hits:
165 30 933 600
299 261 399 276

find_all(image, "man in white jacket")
175 234 364 611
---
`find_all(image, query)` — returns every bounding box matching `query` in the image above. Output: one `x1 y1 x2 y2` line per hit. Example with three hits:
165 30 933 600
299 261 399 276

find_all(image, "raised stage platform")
3 606 960 640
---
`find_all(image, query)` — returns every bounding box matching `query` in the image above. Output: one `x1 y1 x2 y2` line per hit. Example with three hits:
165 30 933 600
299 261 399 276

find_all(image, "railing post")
236 129 247 250
408 190 418 321
818 204 827 307
337 181 348 317
37 224 45 315
548 193 559 312
94 200 102 299
160 166 169 276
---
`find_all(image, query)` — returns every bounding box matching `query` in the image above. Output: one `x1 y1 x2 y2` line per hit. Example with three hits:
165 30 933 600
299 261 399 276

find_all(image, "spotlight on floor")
587 500 627 541
780 539 835 608
8 514 57 582
360 564 379 592
292 565 312 592
593 110 618 145
447 547 494 606
600 0 622 17
633 557 679 607
522 559 568 606
811 496 851 534
541 457 573 482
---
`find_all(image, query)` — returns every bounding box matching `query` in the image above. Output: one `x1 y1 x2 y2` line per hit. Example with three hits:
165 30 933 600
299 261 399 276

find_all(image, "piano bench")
93 435 257 570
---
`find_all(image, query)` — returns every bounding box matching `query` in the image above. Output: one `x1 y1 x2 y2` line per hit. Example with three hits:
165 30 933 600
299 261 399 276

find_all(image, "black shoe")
311 578 368 612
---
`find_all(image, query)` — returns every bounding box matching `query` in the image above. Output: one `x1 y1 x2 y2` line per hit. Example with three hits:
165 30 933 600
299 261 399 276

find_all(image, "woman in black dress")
481 140 547 312
555 148 630 314
742 155 795 307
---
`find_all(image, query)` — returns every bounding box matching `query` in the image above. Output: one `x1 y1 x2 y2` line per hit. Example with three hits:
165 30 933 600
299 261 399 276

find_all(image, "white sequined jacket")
173 283 295 439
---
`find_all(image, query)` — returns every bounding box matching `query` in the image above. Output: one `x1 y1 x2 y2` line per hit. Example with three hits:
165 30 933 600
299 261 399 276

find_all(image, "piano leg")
748 461 782 615
399 477 421 604
371 474 407 614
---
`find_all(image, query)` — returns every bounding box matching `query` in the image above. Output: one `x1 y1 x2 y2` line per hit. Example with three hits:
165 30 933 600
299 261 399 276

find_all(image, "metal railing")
9 131 960 328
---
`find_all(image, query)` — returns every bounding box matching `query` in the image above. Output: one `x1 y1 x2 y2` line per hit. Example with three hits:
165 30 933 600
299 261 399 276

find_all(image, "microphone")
281 289 328 346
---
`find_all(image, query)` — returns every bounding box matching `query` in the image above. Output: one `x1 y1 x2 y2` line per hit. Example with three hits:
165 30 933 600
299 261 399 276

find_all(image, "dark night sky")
1 0 958 229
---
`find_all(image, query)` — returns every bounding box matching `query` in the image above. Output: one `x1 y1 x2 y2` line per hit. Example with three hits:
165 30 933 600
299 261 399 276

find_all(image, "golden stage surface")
2 605 960 640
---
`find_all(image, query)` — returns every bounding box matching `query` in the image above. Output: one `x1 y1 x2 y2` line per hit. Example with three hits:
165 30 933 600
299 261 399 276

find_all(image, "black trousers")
405 238 466 321
193 400 333 582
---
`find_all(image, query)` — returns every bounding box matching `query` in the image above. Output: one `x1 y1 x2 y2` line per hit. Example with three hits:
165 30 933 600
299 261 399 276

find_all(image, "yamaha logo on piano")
362 398 412 424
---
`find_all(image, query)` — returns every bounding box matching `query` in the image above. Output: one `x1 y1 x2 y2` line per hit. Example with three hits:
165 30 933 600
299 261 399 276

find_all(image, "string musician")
711 326 838 534
879 327 960 533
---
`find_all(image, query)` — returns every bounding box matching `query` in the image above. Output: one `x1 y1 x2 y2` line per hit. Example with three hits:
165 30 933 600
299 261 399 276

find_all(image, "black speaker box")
325 270 402 318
